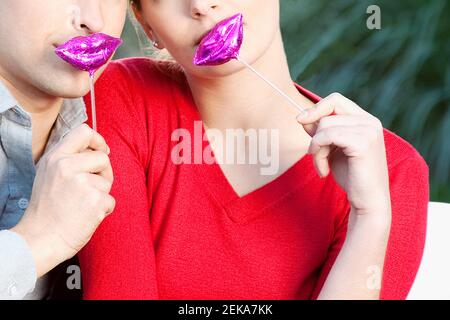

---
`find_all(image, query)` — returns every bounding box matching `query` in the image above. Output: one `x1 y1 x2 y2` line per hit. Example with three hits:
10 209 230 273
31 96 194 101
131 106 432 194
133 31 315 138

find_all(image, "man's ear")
131 4 164 49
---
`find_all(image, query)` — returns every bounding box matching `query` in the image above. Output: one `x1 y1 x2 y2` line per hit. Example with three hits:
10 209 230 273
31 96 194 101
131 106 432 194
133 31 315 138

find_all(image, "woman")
79 0 429 299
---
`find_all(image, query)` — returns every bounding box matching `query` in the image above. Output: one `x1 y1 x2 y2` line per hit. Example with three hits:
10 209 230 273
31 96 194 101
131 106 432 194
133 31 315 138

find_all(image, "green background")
115 0 450 203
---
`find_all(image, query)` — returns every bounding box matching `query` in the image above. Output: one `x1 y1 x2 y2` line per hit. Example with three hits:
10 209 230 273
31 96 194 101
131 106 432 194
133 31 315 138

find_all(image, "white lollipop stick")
236 56 306 113
89 75 97 132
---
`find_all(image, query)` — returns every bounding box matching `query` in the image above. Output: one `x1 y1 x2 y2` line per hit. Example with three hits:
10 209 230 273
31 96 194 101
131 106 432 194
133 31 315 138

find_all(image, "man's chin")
40 73 92 99
46 86 91 100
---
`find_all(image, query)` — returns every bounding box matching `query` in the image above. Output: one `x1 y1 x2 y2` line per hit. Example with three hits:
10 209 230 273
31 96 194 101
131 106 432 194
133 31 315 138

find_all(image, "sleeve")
77 62 159 300
310 203 350 300
380 155 429 299
311 154 429 300
0 230 37 299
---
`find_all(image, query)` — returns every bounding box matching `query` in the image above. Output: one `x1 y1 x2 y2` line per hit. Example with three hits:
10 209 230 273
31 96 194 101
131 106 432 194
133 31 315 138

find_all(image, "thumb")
58 124 109 154
296 108 338 137
296 110 317 137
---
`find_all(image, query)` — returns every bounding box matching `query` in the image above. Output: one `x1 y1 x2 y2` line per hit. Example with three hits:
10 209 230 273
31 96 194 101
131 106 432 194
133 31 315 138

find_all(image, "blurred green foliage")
116 0 450 202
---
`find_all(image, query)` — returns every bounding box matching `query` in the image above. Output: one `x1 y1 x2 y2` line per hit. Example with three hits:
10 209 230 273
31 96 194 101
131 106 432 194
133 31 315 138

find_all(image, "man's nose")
72 0 105 34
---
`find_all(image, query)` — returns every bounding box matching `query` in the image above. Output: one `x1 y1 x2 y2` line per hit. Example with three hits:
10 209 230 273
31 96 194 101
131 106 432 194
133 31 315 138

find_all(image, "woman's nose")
190 0 219 19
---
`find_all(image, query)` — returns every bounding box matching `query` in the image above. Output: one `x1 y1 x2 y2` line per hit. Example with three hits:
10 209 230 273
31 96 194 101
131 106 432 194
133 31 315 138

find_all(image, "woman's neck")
185 30 314 134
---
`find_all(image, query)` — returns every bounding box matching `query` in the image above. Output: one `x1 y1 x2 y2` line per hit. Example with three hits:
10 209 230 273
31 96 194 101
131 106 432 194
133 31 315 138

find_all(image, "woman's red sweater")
79 58 429 300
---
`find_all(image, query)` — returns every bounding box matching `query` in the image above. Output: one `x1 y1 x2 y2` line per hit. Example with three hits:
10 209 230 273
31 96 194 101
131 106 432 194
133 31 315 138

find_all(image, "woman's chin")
188 60 248 79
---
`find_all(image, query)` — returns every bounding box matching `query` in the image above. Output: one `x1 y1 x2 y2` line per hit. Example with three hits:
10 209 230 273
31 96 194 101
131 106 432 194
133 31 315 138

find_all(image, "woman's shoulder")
95 57 193 116
382 128 428 174
102 57 187 91
92 56 193 122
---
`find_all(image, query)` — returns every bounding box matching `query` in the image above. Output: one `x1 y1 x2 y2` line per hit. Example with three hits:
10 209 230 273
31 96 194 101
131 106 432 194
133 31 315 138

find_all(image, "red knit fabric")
79 58 429 300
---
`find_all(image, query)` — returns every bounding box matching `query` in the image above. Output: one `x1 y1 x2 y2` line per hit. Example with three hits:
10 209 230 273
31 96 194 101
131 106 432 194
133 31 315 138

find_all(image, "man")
0 0 127 299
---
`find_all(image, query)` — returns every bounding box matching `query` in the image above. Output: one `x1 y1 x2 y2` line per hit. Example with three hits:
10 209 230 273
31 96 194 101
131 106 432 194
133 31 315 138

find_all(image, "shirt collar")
0 79 87 129
0 79 19 114
59 97 88 130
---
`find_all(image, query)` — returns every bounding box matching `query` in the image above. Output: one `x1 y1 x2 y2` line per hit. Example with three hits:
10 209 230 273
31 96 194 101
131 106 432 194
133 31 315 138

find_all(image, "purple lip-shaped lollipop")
55 33 122 76
193 13 307 114
194 13 244 66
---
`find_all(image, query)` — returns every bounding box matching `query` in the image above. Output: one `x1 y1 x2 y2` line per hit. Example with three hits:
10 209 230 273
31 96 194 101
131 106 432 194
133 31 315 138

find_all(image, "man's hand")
11 124 115 278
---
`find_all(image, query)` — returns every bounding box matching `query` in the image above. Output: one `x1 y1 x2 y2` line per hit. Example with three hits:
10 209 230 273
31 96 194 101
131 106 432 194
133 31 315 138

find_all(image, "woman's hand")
297 93 392 299
296 93 391 217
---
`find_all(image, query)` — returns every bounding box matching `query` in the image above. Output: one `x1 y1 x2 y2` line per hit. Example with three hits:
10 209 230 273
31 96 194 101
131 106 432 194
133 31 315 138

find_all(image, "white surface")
407 202 450 300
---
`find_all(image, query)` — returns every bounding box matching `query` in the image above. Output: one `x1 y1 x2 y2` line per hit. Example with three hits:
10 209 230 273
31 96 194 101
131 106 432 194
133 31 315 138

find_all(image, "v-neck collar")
179 81 322 224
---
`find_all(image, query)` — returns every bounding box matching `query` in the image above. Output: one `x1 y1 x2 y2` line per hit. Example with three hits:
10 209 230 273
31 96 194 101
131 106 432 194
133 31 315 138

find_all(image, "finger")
297 114 318 137
58 124 110 154
315 114 378 133
297 93 369 127
299 114 368 137
66 150 113 182
313 145 332 178
309 126 369 157
84 173 113 193
100 193 116 216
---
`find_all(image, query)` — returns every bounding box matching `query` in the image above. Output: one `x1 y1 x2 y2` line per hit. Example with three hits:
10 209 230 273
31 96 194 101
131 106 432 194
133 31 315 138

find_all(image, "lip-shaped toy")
193 13 306 114
55 33 123 76
194 13 244 66
55 33 123 131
